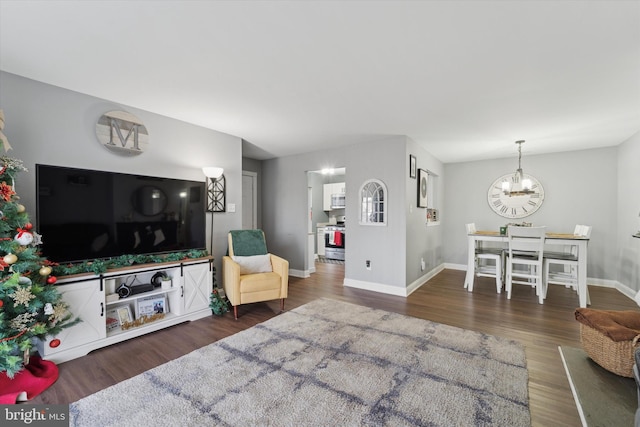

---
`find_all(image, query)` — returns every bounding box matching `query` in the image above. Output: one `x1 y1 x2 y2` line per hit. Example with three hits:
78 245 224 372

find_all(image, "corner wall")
262 136 444 292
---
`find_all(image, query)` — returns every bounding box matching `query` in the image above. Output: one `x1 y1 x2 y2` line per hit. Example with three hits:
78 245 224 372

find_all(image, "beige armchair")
222 229 289 319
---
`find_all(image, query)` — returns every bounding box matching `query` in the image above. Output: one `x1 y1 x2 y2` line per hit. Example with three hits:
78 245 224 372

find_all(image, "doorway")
306 168 346 274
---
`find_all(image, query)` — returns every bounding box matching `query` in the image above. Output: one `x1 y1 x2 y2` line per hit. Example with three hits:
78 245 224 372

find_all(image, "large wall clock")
487 173 545 218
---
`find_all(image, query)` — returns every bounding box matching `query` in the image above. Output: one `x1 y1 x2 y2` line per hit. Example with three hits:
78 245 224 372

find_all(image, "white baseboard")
444 263 467 271
406 264 445 296
343 278 408 297
344 264 445 297
289 269 310 278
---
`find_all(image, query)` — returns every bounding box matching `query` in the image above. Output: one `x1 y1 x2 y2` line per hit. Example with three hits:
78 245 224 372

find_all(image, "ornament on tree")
46 276 57 285
39 266 52 276
15 228 34 246
11 285 35 307
3 253 17 264
16 204 25 213
31 231 43 246
44 303 54 315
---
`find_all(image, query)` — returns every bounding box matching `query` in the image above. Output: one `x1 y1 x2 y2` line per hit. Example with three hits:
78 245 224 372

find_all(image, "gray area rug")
559 346 636 426
70 298 530 426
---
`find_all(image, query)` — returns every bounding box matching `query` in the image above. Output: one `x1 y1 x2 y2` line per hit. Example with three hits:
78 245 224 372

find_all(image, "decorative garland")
52 249 210 277
121 312 166 330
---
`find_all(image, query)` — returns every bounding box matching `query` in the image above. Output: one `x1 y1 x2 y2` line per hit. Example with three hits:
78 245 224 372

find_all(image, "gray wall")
406 139 445 285
262 136 445 291
443 146 618 281
617 132 640 291
0 72 243 282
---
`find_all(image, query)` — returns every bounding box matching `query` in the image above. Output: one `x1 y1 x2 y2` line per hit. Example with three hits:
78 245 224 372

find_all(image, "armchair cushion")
229 230 268 256
232 254 273 274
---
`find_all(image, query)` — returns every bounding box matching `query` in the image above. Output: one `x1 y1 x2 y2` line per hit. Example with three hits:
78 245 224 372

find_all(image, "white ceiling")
1 1 639 163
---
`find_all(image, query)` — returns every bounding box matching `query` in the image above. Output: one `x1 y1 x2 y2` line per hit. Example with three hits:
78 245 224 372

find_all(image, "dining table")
465 230 590 307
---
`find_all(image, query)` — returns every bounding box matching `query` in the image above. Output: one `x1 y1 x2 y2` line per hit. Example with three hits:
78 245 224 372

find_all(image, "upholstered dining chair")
465 223 504 293
222 229 289 319
544 225 592 304
505 225 547 304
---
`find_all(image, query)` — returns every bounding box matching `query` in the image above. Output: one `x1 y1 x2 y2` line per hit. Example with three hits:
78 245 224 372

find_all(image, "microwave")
330 193 345 208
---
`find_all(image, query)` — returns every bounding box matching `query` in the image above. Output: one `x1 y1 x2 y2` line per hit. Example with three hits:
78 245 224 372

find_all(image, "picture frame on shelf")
409 155 417 179
136 295 167 318
116 306 133 325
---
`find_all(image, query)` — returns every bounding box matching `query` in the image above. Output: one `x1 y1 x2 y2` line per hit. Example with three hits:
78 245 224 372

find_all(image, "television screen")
36 164 206 264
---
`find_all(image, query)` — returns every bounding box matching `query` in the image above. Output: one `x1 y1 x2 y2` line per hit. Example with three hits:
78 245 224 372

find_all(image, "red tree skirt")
0 356 58 404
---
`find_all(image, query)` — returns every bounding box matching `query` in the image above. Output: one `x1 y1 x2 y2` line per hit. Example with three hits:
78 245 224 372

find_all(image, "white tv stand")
37 257 213 364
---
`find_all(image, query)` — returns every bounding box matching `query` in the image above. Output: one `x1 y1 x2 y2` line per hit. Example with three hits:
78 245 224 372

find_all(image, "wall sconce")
203 167 225 213
202 167 224 263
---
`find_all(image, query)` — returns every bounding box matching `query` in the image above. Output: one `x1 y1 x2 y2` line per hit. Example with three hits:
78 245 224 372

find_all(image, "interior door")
242 171 257 229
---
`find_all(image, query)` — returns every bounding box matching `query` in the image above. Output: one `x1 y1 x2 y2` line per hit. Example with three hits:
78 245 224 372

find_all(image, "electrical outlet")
421 258 426 271
366 260 371 270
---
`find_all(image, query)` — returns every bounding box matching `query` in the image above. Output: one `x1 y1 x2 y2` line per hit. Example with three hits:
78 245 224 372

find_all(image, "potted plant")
160 272 172 290
209 288 229 316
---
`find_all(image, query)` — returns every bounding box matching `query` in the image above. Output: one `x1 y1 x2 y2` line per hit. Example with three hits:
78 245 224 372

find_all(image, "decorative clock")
487 173 545 218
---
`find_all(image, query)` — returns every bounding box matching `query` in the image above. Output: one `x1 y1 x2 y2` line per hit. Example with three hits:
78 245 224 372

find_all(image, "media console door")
182 262 213 314
39 279 106 357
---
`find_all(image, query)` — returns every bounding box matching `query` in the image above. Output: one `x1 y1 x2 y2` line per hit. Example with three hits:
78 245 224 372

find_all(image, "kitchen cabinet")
323 182 346 210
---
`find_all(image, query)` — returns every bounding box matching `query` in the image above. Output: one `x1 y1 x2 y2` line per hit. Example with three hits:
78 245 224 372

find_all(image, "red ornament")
23 222 33 230
0 300 3 308
46 276 57 284
49 339 61 348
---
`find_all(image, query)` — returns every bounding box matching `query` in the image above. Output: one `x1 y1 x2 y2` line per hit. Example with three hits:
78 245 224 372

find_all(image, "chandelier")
502 140 533 196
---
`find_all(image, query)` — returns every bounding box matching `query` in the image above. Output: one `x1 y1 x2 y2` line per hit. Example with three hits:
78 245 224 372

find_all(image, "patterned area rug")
70 298 530 426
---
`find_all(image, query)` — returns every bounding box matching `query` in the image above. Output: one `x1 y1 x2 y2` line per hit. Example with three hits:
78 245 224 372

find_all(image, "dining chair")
505 225 547 304
465 223 504 293
544 225 592 304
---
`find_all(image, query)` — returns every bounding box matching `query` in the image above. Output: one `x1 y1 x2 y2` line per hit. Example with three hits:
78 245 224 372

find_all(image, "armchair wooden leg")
280 298 285 313
233 305 238 320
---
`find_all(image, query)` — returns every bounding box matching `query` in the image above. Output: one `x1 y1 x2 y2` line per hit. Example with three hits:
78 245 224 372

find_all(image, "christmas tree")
0 110 79 377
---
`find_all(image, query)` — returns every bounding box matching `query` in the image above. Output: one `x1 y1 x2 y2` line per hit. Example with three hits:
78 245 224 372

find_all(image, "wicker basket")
580 323 640 378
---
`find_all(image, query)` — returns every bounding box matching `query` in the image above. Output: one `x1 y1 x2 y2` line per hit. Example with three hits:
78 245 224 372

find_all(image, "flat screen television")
36 164 206 264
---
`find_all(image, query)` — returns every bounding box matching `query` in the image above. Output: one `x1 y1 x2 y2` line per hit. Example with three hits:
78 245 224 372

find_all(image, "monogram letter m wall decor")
96 111 149 155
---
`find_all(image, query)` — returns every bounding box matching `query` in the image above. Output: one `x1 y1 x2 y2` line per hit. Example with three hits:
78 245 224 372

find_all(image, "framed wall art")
418 169 428 208
409 155 417 179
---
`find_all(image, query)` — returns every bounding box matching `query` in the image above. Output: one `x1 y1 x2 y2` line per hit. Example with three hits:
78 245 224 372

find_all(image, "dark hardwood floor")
30 263 638 426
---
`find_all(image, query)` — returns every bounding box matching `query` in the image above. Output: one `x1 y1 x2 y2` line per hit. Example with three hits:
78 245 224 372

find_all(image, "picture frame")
409 155 417 179
116 306 133 325
136 295 167 318
418 169 428 208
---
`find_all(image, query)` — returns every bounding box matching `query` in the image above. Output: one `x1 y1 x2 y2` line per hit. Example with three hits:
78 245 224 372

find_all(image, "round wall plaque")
96 111 149 155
